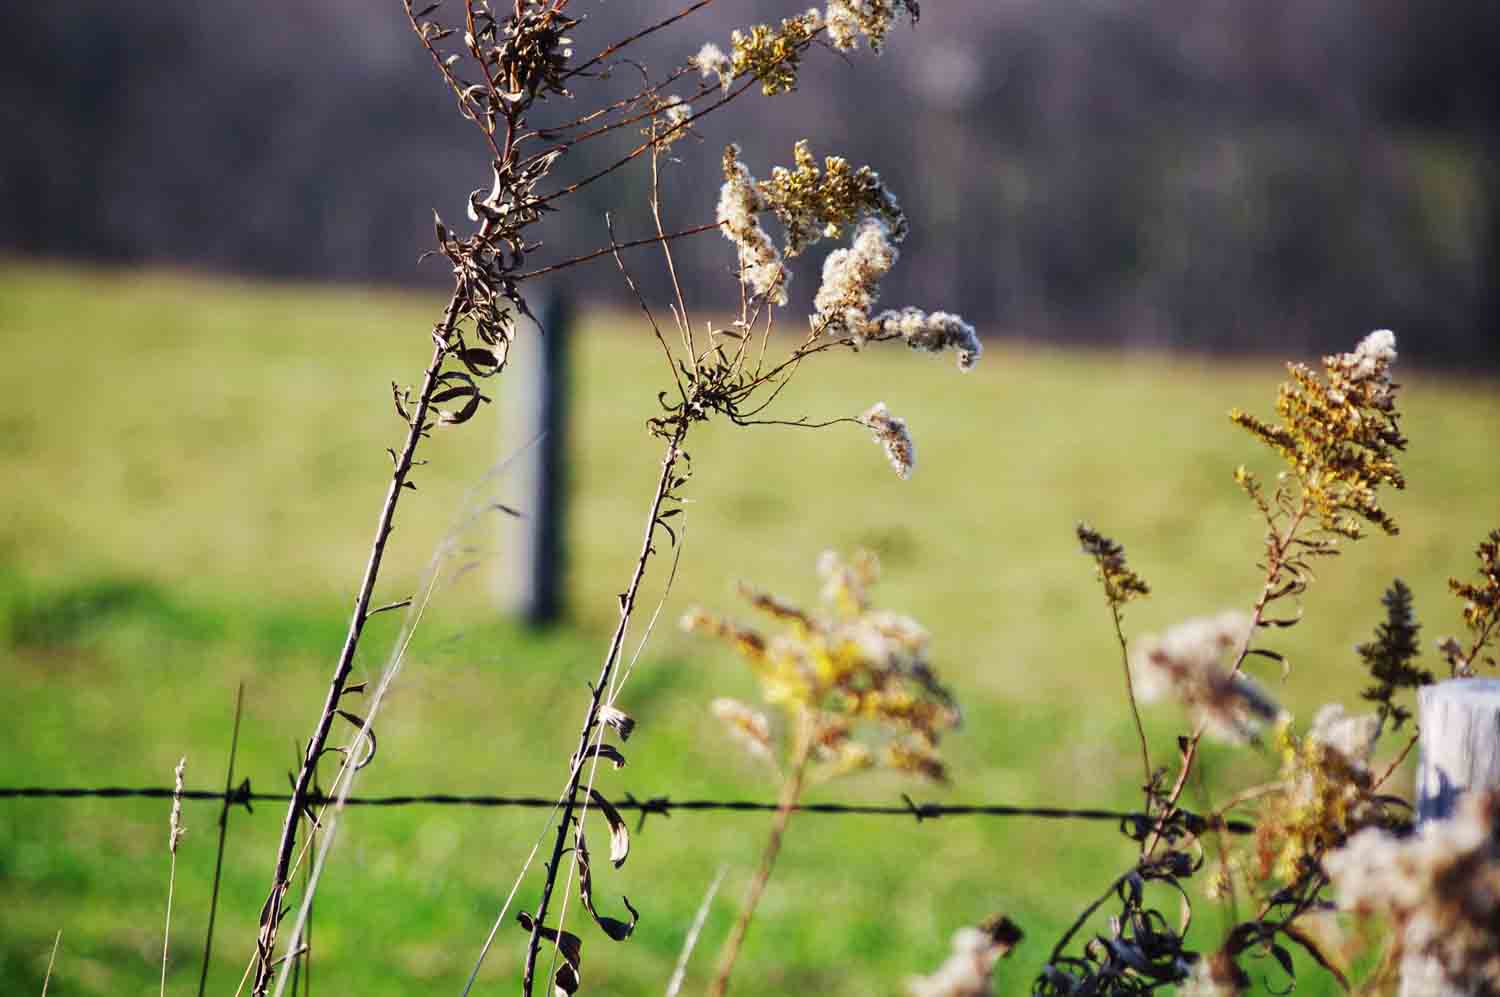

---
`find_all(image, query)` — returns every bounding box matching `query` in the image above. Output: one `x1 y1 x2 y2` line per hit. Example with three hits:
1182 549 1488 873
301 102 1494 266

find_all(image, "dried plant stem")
162 851 179 997
252 283 475 995
164 756 186 997
521 429 687 996
1047 866 1140 966
514 223 719 281
1372 730 1420 792
1109 603 1153 796
42 930 60 996
198 683 245 997
707 722 813 997
665 867 726 997
1147 505 1309 856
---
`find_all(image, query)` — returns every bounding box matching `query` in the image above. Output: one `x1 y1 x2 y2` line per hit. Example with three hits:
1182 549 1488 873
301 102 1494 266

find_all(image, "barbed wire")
0 782 1254 834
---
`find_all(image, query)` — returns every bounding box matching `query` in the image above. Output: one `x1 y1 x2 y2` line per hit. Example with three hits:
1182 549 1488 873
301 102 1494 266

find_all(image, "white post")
1401 678 1500 997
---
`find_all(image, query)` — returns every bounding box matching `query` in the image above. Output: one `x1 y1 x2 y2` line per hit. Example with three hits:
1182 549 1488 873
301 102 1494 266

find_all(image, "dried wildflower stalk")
1041 333 1414 995
249 1 979 992
497 6 983 994
162 757 186 997
1440 527 1500 676
1151 331 1408 844
1076 523 1153 786
684 551 960 995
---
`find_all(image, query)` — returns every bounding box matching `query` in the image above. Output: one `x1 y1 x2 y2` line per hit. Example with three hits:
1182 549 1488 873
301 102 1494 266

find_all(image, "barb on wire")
0 783 1253 834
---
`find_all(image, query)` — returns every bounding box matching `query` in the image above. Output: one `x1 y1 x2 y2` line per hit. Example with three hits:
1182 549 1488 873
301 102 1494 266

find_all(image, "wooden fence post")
1401 678 1500 997
497 290 571 625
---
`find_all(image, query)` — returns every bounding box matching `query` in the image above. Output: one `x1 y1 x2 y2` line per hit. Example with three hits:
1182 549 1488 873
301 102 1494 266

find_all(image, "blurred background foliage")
2 0 1497 364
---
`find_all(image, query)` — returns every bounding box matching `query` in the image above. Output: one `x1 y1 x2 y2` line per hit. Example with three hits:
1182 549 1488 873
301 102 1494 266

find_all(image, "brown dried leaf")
516 911 582 997
587 788 630 867
571 743 626 771
575 828 640 942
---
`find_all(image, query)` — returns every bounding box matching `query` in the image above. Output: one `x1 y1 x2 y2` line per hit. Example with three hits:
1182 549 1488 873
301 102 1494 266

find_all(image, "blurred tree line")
2 0 1495 365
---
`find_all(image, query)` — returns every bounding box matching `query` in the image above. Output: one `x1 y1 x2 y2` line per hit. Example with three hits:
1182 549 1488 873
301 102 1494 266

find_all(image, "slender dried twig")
1108 602 1153 796
197 682 244 997
163 757 187 997
1046 866 1141 967
252 268 487 993
41 931 60 997
1146 505 1309 856
665 867 727 997
521 429 688 995
563 0 718 81
513 223 719 281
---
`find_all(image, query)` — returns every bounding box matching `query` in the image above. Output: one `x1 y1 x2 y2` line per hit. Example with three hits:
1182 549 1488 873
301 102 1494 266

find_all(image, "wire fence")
0 782 1254 834
0 683 1254 996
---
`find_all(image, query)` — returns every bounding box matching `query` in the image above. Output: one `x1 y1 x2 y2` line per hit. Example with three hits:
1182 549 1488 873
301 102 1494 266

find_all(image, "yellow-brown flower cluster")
728 12 822 95
1230 330 1407 539
762 140 907 256
1253 706 1390 883
1076 522 1151 608
682 550 960 782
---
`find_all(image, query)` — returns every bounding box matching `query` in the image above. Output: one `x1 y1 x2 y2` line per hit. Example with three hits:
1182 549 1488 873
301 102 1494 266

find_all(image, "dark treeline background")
3 0 1496 364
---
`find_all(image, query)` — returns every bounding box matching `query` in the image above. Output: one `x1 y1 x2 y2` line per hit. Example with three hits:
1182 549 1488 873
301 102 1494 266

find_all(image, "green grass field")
2 261 1497 995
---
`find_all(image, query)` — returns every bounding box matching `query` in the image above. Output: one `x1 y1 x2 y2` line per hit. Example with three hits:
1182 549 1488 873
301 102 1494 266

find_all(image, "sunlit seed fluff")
655 96 693 148
860 401 915 479
813 219 898 337
598 704 636 742
710 697 776 766
872 306 983 371
905 926 1007 997
824 2 861 50
1131 611 1285 744
1325 791 1500 993
691 42 733 92
716 145 789 306
1307 703 1379 770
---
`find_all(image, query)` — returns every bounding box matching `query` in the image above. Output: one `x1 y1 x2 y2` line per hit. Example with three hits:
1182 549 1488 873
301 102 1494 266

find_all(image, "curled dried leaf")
335 709 378 770
571 743 626 772
587 787 630 868
431 371 487 425
575 827 640 942
517 911 582 997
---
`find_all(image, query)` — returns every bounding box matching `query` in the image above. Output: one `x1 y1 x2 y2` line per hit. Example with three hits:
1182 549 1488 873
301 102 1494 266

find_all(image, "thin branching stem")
518 223 720 282
1147 503 1310 857
252 266 484 995
1372 731 1420 793
1108 602 1153 801
1047 866 1140 966
562 0 718 81
521 428 688 996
